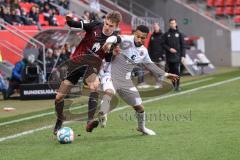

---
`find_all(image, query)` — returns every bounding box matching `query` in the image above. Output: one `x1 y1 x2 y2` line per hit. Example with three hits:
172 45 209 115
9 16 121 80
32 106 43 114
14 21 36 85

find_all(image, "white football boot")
137 127 156 136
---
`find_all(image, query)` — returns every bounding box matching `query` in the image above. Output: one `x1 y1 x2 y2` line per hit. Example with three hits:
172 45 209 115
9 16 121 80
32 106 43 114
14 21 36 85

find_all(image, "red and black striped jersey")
66 19 115 63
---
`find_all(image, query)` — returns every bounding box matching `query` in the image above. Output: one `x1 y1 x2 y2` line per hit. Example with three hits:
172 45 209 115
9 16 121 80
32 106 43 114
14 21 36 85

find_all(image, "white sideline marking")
0 76 240 142
0 125 53 142
181 77 214 87
0 77 212 127
0 104 87 127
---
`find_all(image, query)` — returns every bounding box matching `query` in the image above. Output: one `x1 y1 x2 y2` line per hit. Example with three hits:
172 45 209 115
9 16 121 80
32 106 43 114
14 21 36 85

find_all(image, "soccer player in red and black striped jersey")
53 11 122 135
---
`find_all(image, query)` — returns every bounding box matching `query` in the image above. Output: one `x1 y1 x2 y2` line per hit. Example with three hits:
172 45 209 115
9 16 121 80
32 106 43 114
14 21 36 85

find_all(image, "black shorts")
65 55 102 85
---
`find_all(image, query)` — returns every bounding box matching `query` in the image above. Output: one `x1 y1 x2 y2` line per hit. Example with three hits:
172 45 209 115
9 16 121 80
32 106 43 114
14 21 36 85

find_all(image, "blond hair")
106 11 122 25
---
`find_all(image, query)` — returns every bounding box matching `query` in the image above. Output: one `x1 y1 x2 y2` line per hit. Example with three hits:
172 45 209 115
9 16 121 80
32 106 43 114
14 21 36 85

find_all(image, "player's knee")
56 80 72 103
55 93 64 103
89 84 98 92
105 89 114 97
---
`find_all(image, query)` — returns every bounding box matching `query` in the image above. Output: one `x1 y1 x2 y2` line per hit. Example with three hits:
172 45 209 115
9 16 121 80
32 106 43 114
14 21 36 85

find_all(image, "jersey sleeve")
66 19 101 32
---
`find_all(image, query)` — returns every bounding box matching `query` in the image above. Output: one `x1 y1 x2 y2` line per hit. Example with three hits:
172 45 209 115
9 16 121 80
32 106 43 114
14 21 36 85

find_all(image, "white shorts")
101 73 142 106
101 74 116 94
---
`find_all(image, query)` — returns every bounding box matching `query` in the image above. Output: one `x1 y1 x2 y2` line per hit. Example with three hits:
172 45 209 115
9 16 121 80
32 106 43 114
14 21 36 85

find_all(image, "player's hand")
166 73 179 81
66 12 73 21
102 42 112 53
112 44 121 55
169 48 177 53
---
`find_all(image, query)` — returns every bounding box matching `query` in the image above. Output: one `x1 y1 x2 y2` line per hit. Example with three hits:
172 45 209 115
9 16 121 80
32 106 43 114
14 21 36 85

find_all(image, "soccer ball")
56 127 74 144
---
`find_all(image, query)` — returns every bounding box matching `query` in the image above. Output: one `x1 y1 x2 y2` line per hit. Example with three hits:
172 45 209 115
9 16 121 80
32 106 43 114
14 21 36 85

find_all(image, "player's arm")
143 63 178 81
142 50 179 81
66 13 97 31
102 35 122 54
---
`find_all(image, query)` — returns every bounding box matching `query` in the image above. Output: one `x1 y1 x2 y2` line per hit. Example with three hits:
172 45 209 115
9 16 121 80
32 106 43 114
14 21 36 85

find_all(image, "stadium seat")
225 0 235 6
234 6 240 15
224 6 234 16
19 2 35 13
214 0 225 7
236 0 240 6
55 15 66 26
207 0 216 7
215 7 225 16
233 15 240 25
39 14 49 26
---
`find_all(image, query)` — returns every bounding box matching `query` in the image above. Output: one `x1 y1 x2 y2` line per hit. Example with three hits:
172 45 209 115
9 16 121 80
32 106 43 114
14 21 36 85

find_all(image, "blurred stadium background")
0 0 240 159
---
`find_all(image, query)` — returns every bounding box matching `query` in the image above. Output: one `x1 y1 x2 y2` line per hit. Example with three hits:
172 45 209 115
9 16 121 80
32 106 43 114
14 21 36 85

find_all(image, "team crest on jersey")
168 34 171 37
140 51 144 56
175 33 179 37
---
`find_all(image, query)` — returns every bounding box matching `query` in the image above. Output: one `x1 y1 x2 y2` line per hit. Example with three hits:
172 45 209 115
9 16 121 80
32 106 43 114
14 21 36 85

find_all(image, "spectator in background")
20 8 34 25
61 43 71 61
163 18 185 91
44 9 58 26
1 6 13 24
82 10 90 22
58 0 69 10
148 22 165 88
89 11 100 21
10 8 23 25
52 46 62 66
0 71 7 99
42 3 50 14
10 0 20 9
29 6 39 23
4 56 30 99
29 5 42 29
45 48 55 80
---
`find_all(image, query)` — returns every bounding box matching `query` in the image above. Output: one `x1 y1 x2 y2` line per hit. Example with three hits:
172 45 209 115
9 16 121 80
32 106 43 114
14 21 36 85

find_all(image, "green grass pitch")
0 68 240 160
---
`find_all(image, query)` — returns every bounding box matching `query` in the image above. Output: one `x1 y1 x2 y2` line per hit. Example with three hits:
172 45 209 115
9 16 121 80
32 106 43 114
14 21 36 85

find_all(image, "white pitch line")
0 77 212 127
0 104 87 127
0 125 53 142
0 76 240 142
181 77 214 87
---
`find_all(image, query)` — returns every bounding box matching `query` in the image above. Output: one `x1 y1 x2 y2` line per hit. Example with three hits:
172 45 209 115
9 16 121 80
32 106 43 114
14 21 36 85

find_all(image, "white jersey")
100 35 152 92
101 35 153 76
120 35 152 64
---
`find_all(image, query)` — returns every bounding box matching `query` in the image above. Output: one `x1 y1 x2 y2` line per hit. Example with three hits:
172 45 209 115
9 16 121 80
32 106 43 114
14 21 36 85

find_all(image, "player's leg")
98 75 116 127
53 62 86 135
98 89 114 127
118 85 156 135
84 72 101 132
133 104 156 135
86 91 99 132
54 79 74 135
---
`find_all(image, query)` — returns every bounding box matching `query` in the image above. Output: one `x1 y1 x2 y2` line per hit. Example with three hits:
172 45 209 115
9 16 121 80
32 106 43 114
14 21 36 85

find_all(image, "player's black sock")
88 92 99 122
55 100 65 121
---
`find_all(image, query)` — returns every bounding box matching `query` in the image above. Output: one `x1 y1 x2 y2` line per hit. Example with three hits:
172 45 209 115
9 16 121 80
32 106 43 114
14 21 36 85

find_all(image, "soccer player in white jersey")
98 25 179 135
